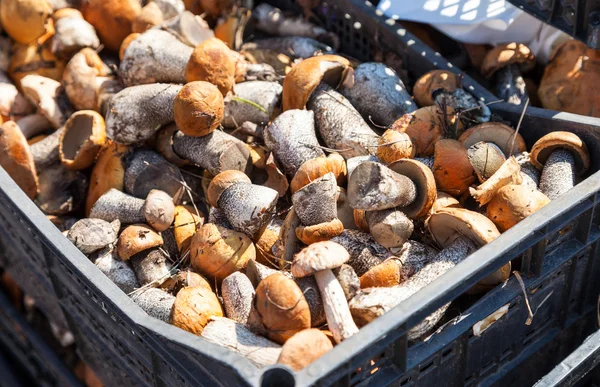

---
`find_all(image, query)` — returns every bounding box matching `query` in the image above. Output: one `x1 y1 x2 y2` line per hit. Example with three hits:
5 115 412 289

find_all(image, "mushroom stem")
130 247 172 286
292 172 338 226
29 127 64 170
221 272 255 324
515 152 540 190
331 230 394 276
131 288 175 323
539 149 576 200
493 64 528 106
469 157 522 205
364 209 414 248
314 269 358 343
222 81 282 129
16 114 52 139
89 188 145 224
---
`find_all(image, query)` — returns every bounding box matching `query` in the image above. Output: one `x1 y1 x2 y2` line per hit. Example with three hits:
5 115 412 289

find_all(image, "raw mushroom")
332 264 360 301
340 62 415 126
481 43 535 105
132 288 175 323
94 247 139 294
117 224 171 286
361 209 413 249
132 2 166 33
0 73 35 121
514 152 540 190
20 75 74 129
487 185 551 232
35 163 88 215
292 241 359 343
222 81 282 129
159 10 215 48
376 130 415 164
388 158 437 219
469 157 523 206
81 0 142 52
0 121 38 199
330 229 395 276
412 70 460 107
123 150 184 199
170 286 224 334
59 110 107 170
206 170 251 208
160 271 212 295
241 37 333 61
156 124 189 167
290 153 347 195
0 0 53 44
173 81 224 137
433 139 476 197
185 38 236 96
292 172 344 244
8 34 64 85
221 271 255 324
277 329 333 371
51 8 100 58
67 218 120 255
530 131 590 200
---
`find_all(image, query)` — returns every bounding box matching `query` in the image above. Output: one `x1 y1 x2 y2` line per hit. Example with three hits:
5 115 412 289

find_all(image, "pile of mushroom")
0 0 593 374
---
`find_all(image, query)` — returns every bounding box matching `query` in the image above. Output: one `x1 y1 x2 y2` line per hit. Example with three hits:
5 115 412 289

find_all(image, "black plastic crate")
0 0 599 386
0 288 80 387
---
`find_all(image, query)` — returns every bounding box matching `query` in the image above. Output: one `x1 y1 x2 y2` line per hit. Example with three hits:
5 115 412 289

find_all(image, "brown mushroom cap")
538 40 600 117
190 223 255 282
160 271 212 295
0 0 53 44
433 139 476 197
530 131 590 174
9 35 64 85
0 121 38 199
295 218 345 245
427 207 500 248
63 48 112 112
376 130 415 164
359 258 411 288
277 329 334 371
81 0 142 53
388 158 437 219
458 122 527 156
282 55 353 111
481 42 535 78
254 272 311 344
277 207 302 269
144 189 175 232
486 184 551 232
53 8 83 21
290 153 347 195
430 191 461 214
413 70 460 107
207 170 251 208
199 0 233 17
353 209 369 232
155 123 189 167
59 110 107 170
174 81 225 137
170 286 223 335
173 205 204 253
391 105 461 157
85 141 129 216
117 224 164 261
185 38 236 97
292 241 349 278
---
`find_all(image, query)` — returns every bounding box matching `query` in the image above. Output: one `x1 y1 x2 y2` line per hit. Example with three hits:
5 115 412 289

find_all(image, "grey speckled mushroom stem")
67 218 120 255
494 64 528 106
94 248 139 294
264 109 324 178
130 247 173 286
241 37 333 60
349 236 475 340
124 150 183 200
30 127 64 170
89 188 145 224
292 172 337 226
340 63 415 126
217 182 279 240
295 276 326 327
131 288 175 323
346 155 380 177
539 149 576 200
173 130 253 176
308 85 380 159
347 161 417 211
331 230 394 276
106 83 183 144
414 157 434 172
223 81 282 129
467 142 506 183
221 272 255 325
120 29 193 86
364 209 414 249
332 264 360 301
515 151 540 190
246 260 293 287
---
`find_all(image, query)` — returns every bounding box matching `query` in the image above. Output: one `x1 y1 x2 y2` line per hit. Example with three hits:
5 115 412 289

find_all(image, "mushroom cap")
185 38 236 97
413 70 460 107
190 223 255 282
427 207 500 249
486 184 551 232
199 0 233 17
214 8 250 50
295 218 345 245
117 224 164 261
81 0 142 52
481 42 535 78
277 207 302 270
282 55 353 111
391 105 461 157
254 272 311 344
255 223 280 267
173 205 204 253
63 48 112 112
353 209 369 232
144 189 175 232
433 139 476 197
132 2 164 33
292 241 350 278
458 122 527 156
388 158 437 219
119 33 141 61
359 258 410 288
53 8 83 21
530 131 590 174
20 74 73 129
290 153 347 195
155 123 189 167
174 81 225 137
430 191 461 214
8 36 65 85
59 110 107 170
85 141 129 216
538 40 600 117
0 0 53 44
376 130 415 164
170 285 223 335
160 271 212 296
277 329 333 371
206 170 251 208
0 121 38 199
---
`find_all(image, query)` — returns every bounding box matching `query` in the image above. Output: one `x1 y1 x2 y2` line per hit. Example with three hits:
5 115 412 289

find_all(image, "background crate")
0 0 599 386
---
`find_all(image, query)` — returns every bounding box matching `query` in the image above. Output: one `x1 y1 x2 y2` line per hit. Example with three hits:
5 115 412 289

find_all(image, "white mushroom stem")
539 149 576 200
469 157 522 205
201 317 282 368
314 268 359 343
16 114 53 139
